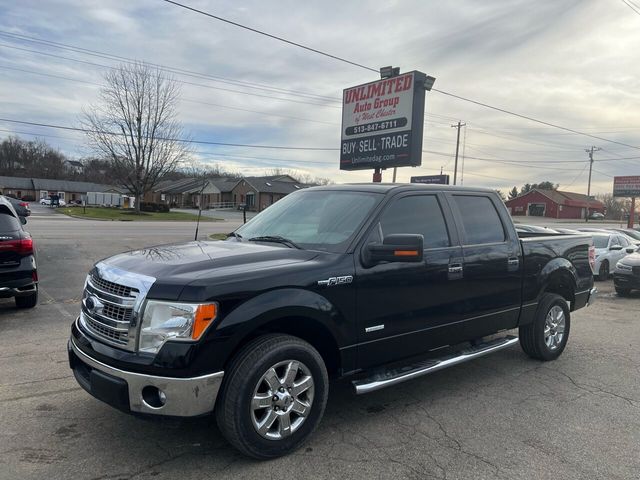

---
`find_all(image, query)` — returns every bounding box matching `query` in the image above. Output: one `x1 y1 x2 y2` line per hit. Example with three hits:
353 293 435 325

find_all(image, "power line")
0 31 339 102
158 1 640 153
431 88 640 151
161 0 379 73
0 118 339 151
0 61 340 109
6 29 630 154
621 0 640 16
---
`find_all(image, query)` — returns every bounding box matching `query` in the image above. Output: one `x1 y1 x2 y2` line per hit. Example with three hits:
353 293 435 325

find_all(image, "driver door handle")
448 263 463 274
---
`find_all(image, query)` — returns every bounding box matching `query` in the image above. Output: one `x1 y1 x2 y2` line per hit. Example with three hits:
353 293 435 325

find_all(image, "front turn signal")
192 303 218 340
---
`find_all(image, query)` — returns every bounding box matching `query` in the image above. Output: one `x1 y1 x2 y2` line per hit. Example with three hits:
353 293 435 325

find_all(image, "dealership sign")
613 176 640 197
411 174 450 185
340 71 427 171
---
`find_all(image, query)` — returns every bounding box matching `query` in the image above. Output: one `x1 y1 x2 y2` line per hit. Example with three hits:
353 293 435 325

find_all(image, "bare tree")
82 63 190 211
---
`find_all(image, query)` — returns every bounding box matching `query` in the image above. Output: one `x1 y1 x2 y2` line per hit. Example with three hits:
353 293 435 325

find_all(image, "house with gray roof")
0 175 123 203
231 175 313 211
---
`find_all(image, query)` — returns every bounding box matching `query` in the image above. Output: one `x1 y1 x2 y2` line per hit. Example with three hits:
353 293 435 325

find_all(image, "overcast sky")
1 0 639 194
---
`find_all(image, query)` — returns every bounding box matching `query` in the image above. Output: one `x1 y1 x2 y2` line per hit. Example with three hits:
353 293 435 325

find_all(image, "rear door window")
452 195 506 245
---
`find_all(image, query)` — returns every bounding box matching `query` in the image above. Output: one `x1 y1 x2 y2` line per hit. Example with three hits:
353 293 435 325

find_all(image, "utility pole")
451 121 466 185
584 146 601 222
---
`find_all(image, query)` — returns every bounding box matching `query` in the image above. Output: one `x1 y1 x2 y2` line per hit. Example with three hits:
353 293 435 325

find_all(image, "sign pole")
629 196 636 229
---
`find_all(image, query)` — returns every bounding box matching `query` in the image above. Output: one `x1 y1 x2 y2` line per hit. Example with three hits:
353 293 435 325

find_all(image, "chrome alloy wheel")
251 360 315 440
544 305 566 351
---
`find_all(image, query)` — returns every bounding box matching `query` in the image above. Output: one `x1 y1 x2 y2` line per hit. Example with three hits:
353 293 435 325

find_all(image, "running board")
352 335 519 394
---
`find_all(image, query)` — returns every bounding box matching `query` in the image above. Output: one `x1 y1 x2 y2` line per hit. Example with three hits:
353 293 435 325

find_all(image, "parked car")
514 224 560 235
0 197 37 308
68 185 595 459
589 232 635 280
588 212 605 220
2 195 31 218
553 227 581 234
609 228 640 242
613 247 640 295
40 197 66 207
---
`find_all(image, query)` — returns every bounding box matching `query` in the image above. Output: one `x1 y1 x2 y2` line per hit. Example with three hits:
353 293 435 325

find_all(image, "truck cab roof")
304 183 496 194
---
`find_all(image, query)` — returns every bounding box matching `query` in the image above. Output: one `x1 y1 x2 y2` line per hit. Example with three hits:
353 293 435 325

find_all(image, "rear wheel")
15 288 37 309
519 293 570 361
215 334 329 459
615 287 631 296
597 261 609 281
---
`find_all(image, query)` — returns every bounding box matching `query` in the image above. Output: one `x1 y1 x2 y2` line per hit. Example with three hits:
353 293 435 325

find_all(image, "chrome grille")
84 315 128 345
101 303 133 322
90 274 138 298
81 273 137 349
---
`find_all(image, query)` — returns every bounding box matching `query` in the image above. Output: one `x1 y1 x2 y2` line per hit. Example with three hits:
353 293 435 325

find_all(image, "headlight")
139 300 218 354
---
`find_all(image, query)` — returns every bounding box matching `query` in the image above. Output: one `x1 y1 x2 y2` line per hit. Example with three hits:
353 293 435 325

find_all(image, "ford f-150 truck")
68 184 596 459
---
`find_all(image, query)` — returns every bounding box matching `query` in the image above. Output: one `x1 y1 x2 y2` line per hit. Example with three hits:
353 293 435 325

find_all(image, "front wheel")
615 287 631 296
597 261 609 281
215 334 329 459
519 293 570 361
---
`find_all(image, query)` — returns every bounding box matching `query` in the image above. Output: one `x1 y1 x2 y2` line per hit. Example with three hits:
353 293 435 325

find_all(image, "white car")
39 197 66 207
591 232 636 280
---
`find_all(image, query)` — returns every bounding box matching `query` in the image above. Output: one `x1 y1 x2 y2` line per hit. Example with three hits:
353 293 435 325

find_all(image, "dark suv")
0 197 37 308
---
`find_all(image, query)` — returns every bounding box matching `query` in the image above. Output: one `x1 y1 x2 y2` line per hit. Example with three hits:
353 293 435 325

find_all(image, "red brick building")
505 189 605 219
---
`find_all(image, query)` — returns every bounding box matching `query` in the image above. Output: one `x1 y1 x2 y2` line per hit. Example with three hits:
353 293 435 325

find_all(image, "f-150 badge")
317 276 353 287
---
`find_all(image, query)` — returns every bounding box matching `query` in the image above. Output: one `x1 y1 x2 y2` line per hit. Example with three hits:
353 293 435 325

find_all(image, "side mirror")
19 216 27 225
626 247 636 254
609 245 623 251
364 234 424 267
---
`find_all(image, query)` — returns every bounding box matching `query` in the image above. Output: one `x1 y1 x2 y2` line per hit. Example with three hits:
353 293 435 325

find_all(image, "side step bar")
352 335 519 394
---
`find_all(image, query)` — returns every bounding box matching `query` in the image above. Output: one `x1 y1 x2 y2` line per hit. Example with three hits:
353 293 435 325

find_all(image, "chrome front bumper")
69 338 224 417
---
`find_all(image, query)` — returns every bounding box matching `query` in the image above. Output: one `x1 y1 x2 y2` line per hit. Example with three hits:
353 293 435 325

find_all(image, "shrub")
140 202 170 213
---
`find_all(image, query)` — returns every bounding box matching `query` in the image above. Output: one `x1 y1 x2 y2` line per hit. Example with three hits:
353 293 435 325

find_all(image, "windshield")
234 190 382 253
593 236 609 249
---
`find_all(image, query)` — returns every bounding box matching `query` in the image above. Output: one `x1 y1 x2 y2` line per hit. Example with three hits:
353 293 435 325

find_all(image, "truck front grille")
80 273 139 349
90 274 138 298
84 315 129 345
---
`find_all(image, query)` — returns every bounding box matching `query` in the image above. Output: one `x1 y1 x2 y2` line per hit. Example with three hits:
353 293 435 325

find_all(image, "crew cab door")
354 192 464 369
444 192 523 336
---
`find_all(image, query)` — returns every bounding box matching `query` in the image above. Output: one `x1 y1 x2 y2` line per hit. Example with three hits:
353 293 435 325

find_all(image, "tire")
596 261 609 281
519 293 570 361
15 288 37 309
215 334 329 459
615 287 631 296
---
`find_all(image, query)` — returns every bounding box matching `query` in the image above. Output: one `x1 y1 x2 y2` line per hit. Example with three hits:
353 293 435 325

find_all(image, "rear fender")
520 259 578 326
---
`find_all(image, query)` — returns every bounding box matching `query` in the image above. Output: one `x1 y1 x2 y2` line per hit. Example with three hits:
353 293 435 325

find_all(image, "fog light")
142 386 166 408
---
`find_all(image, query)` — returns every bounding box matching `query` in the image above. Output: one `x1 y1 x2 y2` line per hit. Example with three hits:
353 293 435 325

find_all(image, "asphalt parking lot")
1 215 639 480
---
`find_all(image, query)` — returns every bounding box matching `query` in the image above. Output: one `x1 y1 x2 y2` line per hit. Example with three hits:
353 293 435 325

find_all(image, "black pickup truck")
68 184 596 459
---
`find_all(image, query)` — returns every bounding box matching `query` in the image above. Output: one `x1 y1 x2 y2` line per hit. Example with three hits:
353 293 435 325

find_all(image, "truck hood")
100 240 318 290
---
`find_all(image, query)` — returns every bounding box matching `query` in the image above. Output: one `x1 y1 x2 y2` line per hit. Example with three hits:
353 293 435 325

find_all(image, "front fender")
217 288 346 342
199 287 355 373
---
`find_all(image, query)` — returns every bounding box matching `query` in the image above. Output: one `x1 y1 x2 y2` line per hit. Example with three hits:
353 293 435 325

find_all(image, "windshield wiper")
227 232 243 240
247 235 302 249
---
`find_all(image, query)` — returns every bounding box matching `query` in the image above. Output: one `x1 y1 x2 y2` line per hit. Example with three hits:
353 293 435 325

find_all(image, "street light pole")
585 146 601 222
